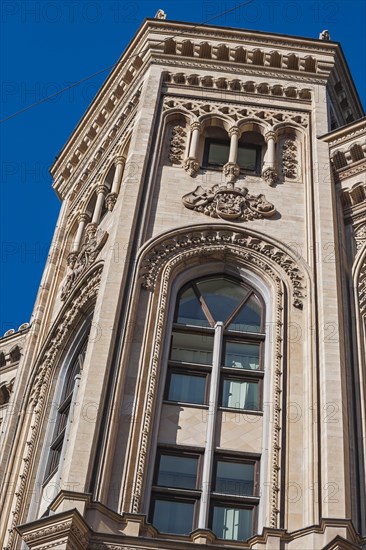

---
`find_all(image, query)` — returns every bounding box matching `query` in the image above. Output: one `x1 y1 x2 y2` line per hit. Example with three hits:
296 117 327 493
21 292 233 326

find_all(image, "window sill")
163 400 209 409
219 407 263 416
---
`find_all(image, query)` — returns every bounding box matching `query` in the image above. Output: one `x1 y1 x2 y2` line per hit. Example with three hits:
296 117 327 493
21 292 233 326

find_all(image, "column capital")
114 156 125 167
96 183 109 196
228 126 241 138
77 212 90 224
190 121 201 133
265 130 277 143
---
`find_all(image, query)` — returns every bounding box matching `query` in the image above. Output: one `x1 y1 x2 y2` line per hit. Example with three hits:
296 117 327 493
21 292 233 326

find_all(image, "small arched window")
150 276 265 541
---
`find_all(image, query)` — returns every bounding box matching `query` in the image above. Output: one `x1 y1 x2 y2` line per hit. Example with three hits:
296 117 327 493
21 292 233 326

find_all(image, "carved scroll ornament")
182 183 276 221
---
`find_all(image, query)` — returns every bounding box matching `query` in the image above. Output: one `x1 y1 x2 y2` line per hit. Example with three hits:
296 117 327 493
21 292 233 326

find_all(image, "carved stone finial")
155 9 167 19
105 192 118 212
223 162 240 184
262 167 278 186
183 157 200 177
319 29 330 40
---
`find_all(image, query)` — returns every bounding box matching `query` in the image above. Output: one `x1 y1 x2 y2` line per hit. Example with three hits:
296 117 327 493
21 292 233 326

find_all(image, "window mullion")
198 321 223 529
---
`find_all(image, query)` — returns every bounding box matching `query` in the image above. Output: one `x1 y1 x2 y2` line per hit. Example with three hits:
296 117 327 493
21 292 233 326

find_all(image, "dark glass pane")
168 373 206 404
215 461 255 496
196 278 249 323
152 499 194 535
228 295 262 332
237 146 257 171
157 455 198 489
170 332 214 364
176 287 210 327
224 342 260 370
222 379 259 410
207 142 230 166
212 505 253 540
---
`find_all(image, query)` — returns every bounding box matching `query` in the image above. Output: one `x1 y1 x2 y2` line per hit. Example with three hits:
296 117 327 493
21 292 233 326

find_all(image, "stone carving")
183 156 199 176
155 9 167 19
223 161 240 183
319 29 330 40
359 261 366 316
169 125 186 164
355 224 366 251
61 224 108 301
139 228 305 308
262 167 278 186
282 139 298 179
163 96 309 129
182 184 276 221
105 192 118 211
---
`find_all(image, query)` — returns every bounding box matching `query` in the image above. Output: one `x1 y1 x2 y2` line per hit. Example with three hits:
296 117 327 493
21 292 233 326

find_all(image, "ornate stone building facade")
1 16 365 550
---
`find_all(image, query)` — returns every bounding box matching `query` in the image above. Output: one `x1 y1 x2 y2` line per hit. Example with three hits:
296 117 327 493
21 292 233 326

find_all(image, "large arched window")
44 338 88 482
149 275 265 541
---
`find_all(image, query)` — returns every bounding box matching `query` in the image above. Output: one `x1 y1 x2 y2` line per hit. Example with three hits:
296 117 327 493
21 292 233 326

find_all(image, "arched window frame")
146 268 273 541
42 322 91 486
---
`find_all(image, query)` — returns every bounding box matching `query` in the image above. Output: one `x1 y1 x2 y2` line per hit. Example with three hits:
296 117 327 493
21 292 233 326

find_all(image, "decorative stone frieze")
61 225 108 301
163 72 313 101
182 183 276 221
169 125 186 165
163 96 309 129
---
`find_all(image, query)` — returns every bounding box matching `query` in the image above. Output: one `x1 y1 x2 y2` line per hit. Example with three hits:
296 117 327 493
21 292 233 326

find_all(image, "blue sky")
1 0 365 332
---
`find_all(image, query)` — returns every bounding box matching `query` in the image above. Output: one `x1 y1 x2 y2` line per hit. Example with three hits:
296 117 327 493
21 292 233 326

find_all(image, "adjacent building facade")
1 16 365 550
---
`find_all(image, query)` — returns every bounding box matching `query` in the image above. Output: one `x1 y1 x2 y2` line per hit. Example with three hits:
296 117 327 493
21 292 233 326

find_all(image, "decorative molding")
358 254 366 316
163 95 309 129
157 58 328 84
139 228 306 307
61 226 108 301
169 124 186 165
182 184 276 221
337 159 366 181
282 138 298 179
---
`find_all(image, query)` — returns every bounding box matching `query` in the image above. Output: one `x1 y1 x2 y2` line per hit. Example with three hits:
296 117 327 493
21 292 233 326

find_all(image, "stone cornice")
51 19 359 200
321 117 366 147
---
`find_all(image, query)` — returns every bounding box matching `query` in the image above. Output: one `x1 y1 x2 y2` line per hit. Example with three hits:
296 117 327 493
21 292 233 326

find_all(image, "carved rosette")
61 224 108 301
169 125 186 165
223 161 240 184
105 192 118 212
262 167 278 186
282 138 298 179
182 183 276 221
183 156 200 176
